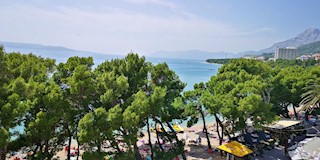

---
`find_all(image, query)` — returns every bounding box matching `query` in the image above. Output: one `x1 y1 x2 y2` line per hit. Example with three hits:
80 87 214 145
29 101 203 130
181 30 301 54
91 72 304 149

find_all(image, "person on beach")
183 133 190 141
196 135 201 145
65 146 69 155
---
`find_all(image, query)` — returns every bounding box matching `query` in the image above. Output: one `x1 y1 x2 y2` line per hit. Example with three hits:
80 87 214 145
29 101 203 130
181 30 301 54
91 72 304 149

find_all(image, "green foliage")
261 52 274 60
0 50 59 159
270 66 316 118
79 107 112 151
51 56 96 160
300 77 320 111
205 59 277 132
5 53 55 82
7 135 28 152
0 48 179 159
267 59 319 68
82 151 108 160
150 63 186 122
93 54 151 153
6 46 314 159
180 83 206 126
0 127 9 148
114 151 135 160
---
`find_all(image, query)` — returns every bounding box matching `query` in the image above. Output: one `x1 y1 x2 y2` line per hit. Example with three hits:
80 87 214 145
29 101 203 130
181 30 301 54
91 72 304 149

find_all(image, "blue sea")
6 47 221 133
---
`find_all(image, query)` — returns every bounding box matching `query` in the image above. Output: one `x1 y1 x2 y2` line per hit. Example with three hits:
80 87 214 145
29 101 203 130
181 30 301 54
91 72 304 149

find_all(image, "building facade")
274 47 297 60
313 53 320 61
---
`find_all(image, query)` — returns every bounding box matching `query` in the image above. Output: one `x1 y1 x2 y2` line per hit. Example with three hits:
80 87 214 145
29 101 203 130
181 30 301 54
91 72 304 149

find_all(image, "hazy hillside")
1 41 122 63
2 28 320 61
244 41 320 58
297 41 320 55
259 28 320 53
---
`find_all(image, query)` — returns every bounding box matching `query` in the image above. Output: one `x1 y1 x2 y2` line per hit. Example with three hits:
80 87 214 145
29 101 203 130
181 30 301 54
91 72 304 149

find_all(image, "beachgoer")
145 155 152 160
65 146 69 155
198 135 201 144
14 157 20 160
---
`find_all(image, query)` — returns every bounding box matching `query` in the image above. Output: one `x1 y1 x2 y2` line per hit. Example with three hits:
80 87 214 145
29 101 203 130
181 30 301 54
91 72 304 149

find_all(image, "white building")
275 47 297 60
313 53 320 61
297 55 312 61
255 56 265 61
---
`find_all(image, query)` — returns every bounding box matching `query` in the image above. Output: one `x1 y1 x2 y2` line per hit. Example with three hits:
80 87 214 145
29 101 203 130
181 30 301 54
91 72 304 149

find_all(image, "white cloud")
0 2 274 54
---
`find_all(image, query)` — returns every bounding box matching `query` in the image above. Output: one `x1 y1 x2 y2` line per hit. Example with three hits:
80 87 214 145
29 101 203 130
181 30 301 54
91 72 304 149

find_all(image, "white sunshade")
266 119 302 130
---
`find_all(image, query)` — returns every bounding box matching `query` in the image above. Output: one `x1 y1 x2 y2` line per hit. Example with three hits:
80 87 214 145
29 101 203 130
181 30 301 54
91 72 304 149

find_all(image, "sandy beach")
136 123 228 160
8 122 226 160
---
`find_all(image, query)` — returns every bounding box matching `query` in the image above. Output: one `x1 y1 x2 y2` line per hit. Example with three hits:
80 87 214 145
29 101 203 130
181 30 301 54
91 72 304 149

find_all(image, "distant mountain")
248 40 320 59
1 41 74 51
0 41 122 63
150 50 236 60
3 28 320 61
237 50 259 57
259 28 320 54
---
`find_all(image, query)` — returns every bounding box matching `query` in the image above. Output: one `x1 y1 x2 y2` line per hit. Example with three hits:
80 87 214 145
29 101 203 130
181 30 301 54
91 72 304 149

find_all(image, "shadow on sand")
187 143 220 159
194 131 219 139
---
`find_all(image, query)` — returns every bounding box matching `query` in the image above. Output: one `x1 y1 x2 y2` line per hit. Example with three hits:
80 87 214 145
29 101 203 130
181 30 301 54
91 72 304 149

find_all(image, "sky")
1 0 320 55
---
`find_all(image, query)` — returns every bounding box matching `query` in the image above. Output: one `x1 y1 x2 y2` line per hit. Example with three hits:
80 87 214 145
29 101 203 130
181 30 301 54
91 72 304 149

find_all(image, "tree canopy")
2 46 319 160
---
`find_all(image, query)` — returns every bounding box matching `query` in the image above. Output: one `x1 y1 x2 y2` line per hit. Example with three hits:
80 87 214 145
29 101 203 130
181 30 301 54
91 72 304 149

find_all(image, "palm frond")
300 78 320 112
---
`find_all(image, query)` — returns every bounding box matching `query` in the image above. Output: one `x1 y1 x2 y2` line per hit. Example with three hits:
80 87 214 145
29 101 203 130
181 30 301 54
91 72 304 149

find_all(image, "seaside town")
1 42 320 160
1 1 320 160
247 47 320 62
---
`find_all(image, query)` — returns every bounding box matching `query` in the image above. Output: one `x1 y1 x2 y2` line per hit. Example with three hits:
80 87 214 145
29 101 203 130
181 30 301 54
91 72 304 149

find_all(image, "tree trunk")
77 139 80 160
134 142 142 160
221 127 224 145
31 144 40 159
224 127 231 140
283 104 290 118
44 139 49 155
147 118 154 160
67 134 72 160
216 120 222 145
305 111 309 121
262 88 272 104
155 129 164 152
293 105 298 120
200 109 212 149
40 144 44 153
0 145 7 160
75 127 80 160
111 139 121 153
155 119 173 144
284 133 288 156
166 122 186 160
97 142 102 153
214 114 226 145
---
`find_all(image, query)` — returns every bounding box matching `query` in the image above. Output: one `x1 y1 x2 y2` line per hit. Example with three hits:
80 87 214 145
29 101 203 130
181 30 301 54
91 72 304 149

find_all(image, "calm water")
146 57 220 91
6 47 221 132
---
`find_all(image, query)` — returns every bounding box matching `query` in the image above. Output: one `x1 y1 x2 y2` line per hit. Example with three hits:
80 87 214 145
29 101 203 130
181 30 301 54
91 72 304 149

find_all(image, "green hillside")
297 41 320 55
